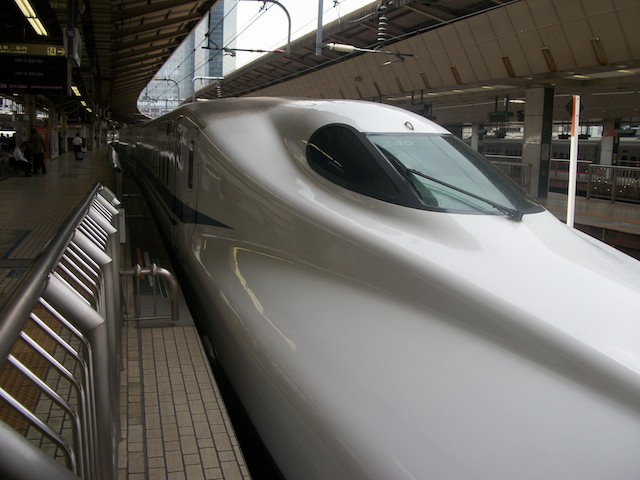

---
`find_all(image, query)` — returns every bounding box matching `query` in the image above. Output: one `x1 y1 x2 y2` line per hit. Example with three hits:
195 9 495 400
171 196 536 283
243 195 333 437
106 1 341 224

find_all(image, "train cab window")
306 125 399 198
188 140 195 190
369 133 543 217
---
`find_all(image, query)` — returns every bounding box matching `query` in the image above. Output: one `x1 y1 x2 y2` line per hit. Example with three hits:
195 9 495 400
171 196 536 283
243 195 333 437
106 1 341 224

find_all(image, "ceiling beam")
114 12 203 38
112 0 212 21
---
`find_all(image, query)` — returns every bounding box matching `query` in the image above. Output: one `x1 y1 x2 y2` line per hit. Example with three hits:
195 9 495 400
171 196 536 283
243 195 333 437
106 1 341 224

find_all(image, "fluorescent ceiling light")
563 67 640 81
501 55 516 78
590 37 608 66
14 0 48 36
14 0 36 17
541 46 557 72
28 18 47 36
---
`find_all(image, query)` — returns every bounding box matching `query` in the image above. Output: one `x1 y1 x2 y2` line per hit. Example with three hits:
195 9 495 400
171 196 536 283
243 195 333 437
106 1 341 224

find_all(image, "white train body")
118 98 640 479
480 135 640 165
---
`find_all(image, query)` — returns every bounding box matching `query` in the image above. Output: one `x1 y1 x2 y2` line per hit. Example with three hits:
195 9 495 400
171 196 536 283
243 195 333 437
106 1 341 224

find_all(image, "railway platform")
543 192 640 260
0 147 250 479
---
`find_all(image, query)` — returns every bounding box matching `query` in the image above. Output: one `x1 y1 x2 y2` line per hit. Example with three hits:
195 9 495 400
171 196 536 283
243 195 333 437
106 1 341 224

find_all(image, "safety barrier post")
0 183 123 479
0 420 80 480
41 274 116 479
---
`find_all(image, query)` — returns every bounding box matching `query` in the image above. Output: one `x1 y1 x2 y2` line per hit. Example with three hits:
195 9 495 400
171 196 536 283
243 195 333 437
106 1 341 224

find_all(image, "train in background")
116 98 640 480
474 135 640 201
476 135 640 166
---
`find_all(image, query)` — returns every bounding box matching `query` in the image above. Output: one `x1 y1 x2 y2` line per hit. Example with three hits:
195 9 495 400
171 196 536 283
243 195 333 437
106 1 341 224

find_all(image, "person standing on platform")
28 128 46 174
13 142 32 176
8 133 16 153
72 133 83 160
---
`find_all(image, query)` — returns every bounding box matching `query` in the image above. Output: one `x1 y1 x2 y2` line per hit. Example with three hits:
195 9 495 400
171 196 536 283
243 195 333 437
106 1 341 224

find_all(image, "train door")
183 128 199 241
172 116 185 247
174 120 199 255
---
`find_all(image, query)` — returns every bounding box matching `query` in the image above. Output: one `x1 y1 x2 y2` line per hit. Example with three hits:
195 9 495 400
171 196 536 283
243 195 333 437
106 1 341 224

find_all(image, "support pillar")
24 95 36 129
600 120 615 166
445 123 463 139
60 113 68 153
49 105 58 159
471 122 482 153
522 85 554 199
14 114 29 145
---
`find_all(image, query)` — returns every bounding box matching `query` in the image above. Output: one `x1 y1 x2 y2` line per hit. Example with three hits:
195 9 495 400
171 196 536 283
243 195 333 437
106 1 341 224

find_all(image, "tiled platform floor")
543 192 640 236
120 323 248 480
119 173 250 480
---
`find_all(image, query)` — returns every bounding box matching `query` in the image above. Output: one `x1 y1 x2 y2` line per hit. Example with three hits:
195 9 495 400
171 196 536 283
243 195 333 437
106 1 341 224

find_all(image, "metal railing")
121 263 179 322
0 184 122 480
489 160 531 192
485 155 640 204
587 164 640 203
113 141 180 323
549 159 592 182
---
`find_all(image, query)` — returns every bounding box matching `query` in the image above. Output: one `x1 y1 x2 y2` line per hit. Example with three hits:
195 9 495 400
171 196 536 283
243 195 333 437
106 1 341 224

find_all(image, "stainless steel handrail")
0 184 122 480
120 263 180 322
490 160 531 192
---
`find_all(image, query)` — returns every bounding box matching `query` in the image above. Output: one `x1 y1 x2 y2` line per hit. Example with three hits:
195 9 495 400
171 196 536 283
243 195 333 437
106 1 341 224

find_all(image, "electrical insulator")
326 43 357 53
377 3 388 45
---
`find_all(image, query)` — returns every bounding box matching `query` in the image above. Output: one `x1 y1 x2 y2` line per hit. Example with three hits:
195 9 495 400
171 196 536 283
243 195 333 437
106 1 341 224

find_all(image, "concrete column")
600 120 615 166
60 113 68 153
14 114 29 145
445 124 463 139
24 95 36 129
48 105 58 159
522 85 554 199
471 122 482 153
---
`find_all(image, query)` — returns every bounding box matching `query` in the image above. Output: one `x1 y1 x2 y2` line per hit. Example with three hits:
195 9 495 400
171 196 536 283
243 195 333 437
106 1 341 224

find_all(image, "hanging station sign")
0 43 68 95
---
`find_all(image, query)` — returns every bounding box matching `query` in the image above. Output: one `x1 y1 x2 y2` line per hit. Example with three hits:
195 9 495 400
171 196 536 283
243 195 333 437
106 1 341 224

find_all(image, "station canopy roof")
2 0 640 126
3 0 216 124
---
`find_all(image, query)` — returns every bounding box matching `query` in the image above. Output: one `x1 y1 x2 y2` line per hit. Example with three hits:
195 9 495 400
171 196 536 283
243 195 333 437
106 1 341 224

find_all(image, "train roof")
177 98 451 136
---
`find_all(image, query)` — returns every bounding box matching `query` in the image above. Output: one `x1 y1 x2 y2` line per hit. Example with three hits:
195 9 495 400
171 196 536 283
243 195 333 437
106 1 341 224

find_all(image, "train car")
480 135 640 166
116 98 640 480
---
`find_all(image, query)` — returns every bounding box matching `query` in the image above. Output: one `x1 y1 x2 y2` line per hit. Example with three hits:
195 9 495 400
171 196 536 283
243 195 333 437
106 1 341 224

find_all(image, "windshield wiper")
407 169 523 221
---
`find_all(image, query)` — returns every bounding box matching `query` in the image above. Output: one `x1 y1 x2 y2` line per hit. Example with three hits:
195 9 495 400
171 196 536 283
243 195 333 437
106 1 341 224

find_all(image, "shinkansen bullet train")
116 98 640 479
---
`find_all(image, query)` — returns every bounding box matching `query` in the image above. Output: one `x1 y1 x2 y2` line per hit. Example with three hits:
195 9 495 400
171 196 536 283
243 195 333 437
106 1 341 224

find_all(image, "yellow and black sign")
0 43 65 56
0 43 68 95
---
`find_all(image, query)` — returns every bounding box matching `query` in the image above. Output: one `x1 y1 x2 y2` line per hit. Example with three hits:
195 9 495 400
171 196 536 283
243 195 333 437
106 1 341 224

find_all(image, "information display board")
0 43 68 95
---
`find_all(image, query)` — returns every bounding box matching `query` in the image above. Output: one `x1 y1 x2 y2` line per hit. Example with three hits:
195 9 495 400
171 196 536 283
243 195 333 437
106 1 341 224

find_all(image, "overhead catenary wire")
213 0 521 99
143 0 359 104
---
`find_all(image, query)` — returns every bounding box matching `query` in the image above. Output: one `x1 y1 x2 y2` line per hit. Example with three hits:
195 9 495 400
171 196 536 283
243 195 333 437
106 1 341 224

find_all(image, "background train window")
163 156 167 184
188 140 195 190
307 125 398 198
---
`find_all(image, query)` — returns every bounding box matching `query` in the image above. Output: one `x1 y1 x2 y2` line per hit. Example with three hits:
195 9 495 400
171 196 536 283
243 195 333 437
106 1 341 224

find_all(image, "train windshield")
368 133 542 218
